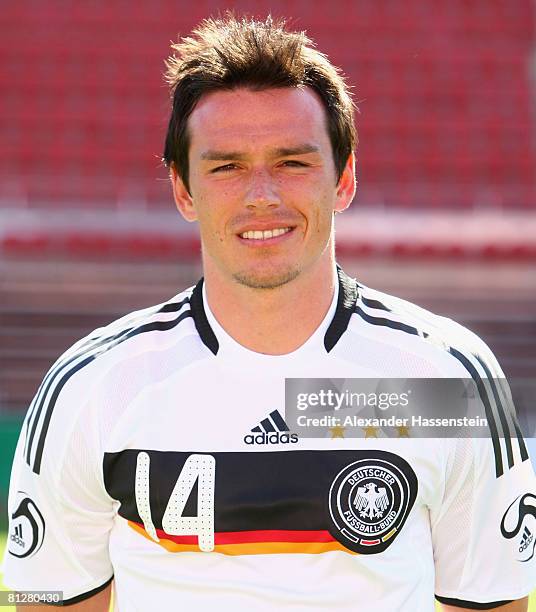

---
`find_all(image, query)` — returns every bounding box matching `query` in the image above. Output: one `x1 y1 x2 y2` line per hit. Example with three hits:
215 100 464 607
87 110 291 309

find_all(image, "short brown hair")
162 14 357 193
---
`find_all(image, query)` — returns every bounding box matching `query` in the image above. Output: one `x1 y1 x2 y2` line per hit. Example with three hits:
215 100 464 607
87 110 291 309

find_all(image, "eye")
281 160 308 168
210 164 238 173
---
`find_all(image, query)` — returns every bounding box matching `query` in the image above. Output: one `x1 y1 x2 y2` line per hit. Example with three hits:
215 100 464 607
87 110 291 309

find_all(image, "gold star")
396 425 410 438
329 425 346 439
362 426 379 438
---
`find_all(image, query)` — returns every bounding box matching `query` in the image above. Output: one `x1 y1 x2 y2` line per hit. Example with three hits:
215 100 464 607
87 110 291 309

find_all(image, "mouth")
238 227 293 240
236 226 296 246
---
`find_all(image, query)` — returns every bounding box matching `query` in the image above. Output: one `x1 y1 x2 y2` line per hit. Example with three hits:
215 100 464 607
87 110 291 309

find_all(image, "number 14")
135 452 216 552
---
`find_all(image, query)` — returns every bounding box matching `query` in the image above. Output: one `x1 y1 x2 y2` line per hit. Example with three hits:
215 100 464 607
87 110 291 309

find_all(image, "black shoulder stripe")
24 297 190 460
474 354 529 464
31 309 192 474
351 306 522 478
324 267 359 352
509 412 529 463
473 354 514 470
24 297 190 463
157 300 190 313
190 278 219 355
360 296 392 312
32 309 193 474
354 306 420 337
25 323 136 464
435 595 513 610
449 348 506 478
27 299 191 474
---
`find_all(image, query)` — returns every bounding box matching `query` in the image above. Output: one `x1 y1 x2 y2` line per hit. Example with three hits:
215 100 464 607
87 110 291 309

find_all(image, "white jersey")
3 267 535 610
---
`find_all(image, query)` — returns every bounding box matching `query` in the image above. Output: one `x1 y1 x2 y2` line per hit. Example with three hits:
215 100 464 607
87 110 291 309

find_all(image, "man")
3 15 535 611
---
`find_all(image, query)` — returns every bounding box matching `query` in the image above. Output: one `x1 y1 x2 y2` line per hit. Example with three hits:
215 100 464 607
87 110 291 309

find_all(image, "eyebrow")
200 144 320 161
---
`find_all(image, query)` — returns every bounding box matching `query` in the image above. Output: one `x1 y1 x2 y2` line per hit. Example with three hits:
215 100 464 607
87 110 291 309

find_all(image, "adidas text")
520 532 533 553
10 534 25 548
244 432 299 445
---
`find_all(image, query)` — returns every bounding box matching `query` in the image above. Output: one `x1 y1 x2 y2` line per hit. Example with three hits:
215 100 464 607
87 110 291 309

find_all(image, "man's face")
171 87 355 289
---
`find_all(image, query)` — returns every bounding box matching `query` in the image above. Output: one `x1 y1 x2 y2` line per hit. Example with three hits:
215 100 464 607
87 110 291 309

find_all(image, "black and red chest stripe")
103 449 418 555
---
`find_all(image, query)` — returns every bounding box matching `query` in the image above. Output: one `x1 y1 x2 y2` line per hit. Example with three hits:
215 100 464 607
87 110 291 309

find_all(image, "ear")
334 152 356 214
170 164 197 222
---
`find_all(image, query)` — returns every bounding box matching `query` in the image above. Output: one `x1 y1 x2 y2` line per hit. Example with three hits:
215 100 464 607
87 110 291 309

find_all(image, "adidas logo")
244 410 298 445
10 523 25 548
519 526 533 553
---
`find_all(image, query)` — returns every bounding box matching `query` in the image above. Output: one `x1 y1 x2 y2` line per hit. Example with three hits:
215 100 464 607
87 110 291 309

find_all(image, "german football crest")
327 451 418 554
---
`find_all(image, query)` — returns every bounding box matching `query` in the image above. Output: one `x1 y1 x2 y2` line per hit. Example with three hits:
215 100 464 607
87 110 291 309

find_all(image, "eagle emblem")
354 482 389 520
327 453 418 555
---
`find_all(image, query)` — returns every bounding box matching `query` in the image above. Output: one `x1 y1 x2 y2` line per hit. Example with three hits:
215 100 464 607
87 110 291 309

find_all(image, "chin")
232 266 301 290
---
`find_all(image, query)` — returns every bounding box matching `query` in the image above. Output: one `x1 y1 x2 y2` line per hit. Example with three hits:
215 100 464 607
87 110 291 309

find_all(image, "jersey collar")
324 266 359 352
190 265 358 356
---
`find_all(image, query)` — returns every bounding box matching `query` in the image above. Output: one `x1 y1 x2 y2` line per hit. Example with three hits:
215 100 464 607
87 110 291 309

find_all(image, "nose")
245 170 281 210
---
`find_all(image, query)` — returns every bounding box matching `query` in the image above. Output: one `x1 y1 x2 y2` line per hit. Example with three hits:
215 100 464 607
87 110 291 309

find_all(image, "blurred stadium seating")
0 0 534 209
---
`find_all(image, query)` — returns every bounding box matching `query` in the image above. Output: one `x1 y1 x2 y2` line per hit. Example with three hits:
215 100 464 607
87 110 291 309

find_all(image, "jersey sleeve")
1 369 115 604
428 317 536 607
431 428 536 607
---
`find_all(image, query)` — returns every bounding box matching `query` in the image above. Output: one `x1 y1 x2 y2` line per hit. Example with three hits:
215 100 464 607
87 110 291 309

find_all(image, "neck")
203 256 337 355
